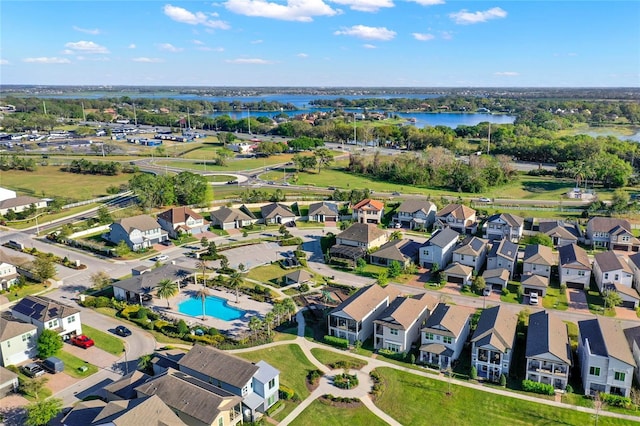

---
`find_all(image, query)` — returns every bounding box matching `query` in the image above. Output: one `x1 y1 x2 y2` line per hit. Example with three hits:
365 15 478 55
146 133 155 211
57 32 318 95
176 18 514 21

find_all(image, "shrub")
499 374 507 387
279 385 295 400
333 373 358 389
600 393 633 408
177 319 189 335
266 400 284 416
560 283 567 295
324 335 349 349
565 384 573 394
522 379 555 395
307 369 323 385
502 287 510 296
470 366 477 380
134 308 148 320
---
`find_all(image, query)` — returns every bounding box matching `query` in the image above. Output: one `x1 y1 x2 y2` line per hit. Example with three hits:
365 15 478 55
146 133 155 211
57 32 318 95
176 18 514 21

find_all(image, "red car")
71 335 95 349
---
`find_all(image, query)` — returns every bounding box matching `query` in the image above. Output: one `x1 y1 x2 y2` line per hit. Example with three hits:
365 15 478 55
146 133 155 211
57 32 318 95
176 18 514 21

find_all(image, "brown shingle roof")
331 285 399 322
261 203 295 219
594 251 632 273
210 206 253 223
0 316 37 340
526 311 571 365
523 244 555 266
579 317 635 366
116 214 160 233
178 345 259 389
157 207 204 224
443 262 473 277
338 223 387 245
588 217 631 233
454 236 488 256
486 213 524 228
521 273 549 288
92 394 187 425
422 303 474 338
436 204 476 220
374 293 437 330
471 305 517 352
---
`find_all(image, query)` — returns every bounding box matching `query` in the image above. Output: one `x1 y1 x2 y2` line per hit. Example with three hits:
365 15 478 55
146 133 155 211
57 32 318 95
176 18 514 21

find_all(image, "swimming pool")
177 295 246 321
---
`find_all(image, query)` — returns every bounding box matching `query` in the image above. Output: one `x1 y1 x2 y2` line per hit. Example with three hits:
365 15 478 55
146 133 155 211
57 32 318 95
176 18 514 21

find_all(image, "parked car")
152 255 169 262
478 197 492 203
226 180 236 185
71 335 95 349
483 287 491 297
114 325 132 337
41 356 64 374
529 292 539 305
392 191 401 196
22 362 45 378
160 240 172 246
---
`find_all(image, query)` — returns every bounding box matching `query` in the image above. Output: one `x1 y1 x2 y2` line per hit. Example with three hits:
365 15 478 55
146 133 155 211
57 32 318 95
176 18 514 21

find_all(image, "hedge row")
521 379 555 395
324 335 349 349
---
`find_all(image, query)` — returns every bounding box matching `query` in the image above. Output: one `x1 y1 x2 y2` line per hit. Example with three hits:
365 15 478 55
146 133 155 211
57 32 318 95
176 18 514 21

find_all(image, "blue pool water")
177 296 246 321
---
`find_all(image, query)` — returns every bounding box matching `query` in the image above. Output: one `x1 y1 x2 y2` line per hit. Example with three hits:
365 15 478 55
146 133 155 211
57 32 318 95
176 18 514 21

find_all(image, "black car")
114 325 132 337
22 362 45 378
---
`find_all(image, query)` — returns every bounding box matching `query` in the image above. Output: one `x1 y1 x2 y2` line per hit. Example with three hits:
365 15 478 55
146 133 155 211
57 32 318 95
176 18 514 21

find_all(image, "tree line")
62 159 137 176
128 171 209 208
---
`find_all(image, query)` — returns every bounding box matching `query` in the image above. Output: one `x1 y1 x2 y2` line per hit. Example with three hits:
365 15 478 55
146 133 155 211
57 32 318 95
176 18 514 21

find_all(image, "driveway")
567 289 590 314
63 341 120 370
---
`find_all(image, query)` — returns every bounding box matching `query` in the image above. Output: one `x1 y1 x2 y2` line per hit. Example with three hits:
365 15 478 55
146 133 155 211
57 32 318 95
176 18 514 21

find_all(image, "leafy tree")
176 319 189 335
604 290 622 310
97 205 112 224
215 148 234 166
137 354 153 373
90 270 111 290
472 275 486 294
31 255 56 282
156 278 179 307
25 398 62 426
173 171 208 205
248 316 263 340
200 236 209 247
314 147 333 173
355 257 367 274
37 329 62 358
21 376 49 400
609 189 631 213
377 270 389 286
388 260 403 278
114 240 131 257
192 286 210 320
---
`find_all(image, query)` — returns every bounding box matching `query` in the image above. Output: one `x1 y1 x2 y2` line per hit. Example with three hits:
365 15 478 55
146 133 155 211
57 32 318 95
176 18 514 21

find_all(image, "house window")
267 394 276 406
269 378 276 389
425 333 433 340
425 250 430 256
386 343 401 353
615 274 619 281
589 366 601 376
443 336 452 344
604 273 609 280
615 372 626 381
242 386 248 395
578 270 586 276
460 255 465 261
390 329 398 336
218 417 224 426
532 265 537 270
67 316 76 324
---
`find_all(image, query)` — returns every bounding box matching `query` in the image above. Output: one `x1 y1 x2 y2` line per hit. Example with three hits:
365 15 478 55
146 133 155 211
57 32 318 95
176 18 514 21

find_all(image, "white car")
478 197 492 203
529 292 539 305
153 255 169 262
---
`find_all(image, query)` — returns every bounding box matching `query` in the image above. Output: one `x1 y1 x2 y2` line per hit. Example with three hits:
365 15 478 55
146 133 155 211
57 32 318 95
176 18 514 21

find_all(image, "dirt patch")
319 395 363 408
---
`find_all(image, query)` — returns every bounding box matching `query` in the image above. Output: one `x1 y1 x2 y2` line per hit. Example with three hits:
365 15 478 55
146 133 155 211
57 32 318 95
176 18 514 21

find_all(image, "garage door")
566 282 584 289
621 300 636 308
447 276 464 284
524 288 541 296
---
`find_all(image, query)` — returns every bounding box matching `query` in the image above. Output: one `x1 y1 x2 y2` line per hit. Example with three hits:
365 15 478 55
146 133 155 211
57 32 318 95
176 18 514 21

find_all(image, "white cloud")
329 0 393 13
251 39 264 44
192 40 205 45
23 57 71 64
449 7 507 24
62 49 74 55
163 4 230 29
225 58 273 64
128 44 136 49
408 0 444 5
0 59 9 65
132 57 164 63
64 41 109 54
158 43 184 52
297 53 309 58
334 25 396 40
412 32 435 41
72 26 100 35
494 71 519 76
363 44 377 49
76 56 110 62
224 0 338 22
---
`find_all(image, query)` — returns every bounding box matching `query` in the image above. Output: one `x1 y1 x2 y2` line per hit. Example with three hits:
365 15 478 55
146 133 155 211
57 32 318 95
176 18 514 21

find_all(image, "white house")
482 213 524 243
525 311 572 390
393 200 437 230
420 303 474 370
0 250 20 291
592 251 637 308
558 243 591 290
586 217 639 252
373 293 437 354
434 204 477 235
0 317 38 367
328 285 400 345
486 239 518 280
471 305 517 382
629 253 640 290
105 214 168 251
578 317 635 397
452 236 488 273
418 228 459 269
11 295 82 338
522 244 555 278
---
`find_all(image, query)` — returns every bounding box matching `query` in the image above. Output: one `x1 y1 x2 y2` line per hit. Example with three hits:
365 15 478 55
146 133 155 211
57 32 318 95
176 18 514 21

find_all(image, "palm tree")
264 311 275 337
195 259 210 286
283 298 297 322
192 286 210 320
228 270 244 304
248 316 263 341
156 278 179 308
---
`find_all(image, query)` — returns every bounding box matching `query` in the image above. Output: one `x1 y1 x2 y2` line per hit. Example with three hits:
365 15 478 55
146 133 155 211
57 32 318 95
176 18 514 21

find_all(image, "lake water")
177 295 245 321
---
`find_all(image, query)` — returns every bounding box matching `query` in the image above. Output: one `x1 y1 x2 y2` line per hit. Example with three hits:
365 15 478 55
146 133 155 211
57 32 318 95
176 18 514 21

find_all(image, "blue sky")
1 1 638 87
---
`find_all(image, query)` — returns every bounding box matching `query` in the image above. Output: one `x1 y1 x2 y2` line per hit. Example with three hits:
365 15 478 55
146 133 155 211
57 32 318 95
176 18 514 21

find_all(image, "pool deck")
149 282 273 337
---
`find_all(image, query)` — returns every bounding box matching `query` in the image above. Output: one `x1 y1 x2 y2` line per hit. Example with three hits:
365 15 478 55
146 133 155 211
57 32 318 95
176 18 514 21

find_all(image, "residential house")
419 303 475 370
282 269 313 286
482 268 510 290
177 345 280 420
471 305 517 382
373 293 437 354
11 295 81 338
157 207 209 238
624 326 640 384
486 239 518 280
330 223 388 265
0 316 38 367
0 366 18 398
352 198 384 224
328 284 400 345
434 204 477 235
112 264 194 304
521 274 550 297
210 206 257 230
482 213 524 242
418 228 460 269
0 250 19 291
525 311 572 390
443 263 474 286
592 251 637 308
538 220 581 247
103 370 152 401
629 253 640 290
105 214 168 251
578 317 635 397
260 203 295 225
586 217 639 252
558 243 592 290
369 239 421 268
393 200 437 230
452 236 489 273
0 196 47 216
64 396 186 426
308 201 340 222
522 244 555 278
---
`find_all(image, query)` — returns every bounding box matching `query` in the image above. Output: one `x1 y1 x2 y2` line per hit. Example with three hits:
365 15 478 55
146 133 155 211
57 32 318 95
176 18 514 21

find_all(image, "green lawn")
290 399 387 426
373 367 631 426
500 282 523 304
542 284 569 310
81 324 125 355
1 282 51 302
157 153 294 172
246 263 289 284
55 350 99 379
310 348 368 370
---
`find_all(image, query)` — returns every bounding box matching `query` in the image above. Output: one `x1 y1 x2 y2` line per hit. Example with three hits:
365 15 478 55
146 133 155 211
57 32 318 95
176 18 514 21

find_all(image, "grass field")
156 153 295 172
81 324 125 355
372 367 632 426
55 350 99 379
246 263 289 284
310 348 368 369
0 166 135 200
290 399 387 426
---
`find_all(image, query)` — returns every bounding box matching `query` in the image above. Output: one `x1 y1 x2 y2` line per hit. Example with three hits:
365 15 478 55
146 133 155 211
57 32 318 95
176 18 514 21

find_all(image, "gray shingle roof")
91 394 187 426
587 217 631 234
210 206 253 223
113 264 194 294
370 239 421 263
308 201 339 217
454 236 487 256
471 305 517 352
178 345 259 389
523 244 555 266
261 203 295 219
397 200 436 215
11 295 79 322
0 196 43 210
0 316 37 340
579 317 635 366
594 251 632 274
526 311 571 365
374 293 437 330
422 303 474 338
558 243 590 269
423 228 459 248
521 273 549 288
115 214 160 233
486 213 524 228
488 239 518 262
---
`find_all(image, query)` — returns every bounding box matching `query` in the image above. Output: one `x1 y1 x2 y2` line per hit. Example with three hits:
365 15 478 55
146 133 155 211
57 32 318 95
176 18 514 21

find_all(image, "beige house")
525 311 572 390
434 204 477 235
210 206 257 230
0 316 38 367
443 262 473 286
157 207 209 238
471 305 517 382
558 243 591 290
330 223 388 265
522 244 555 278
420 303 475 370
352 198 384 224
